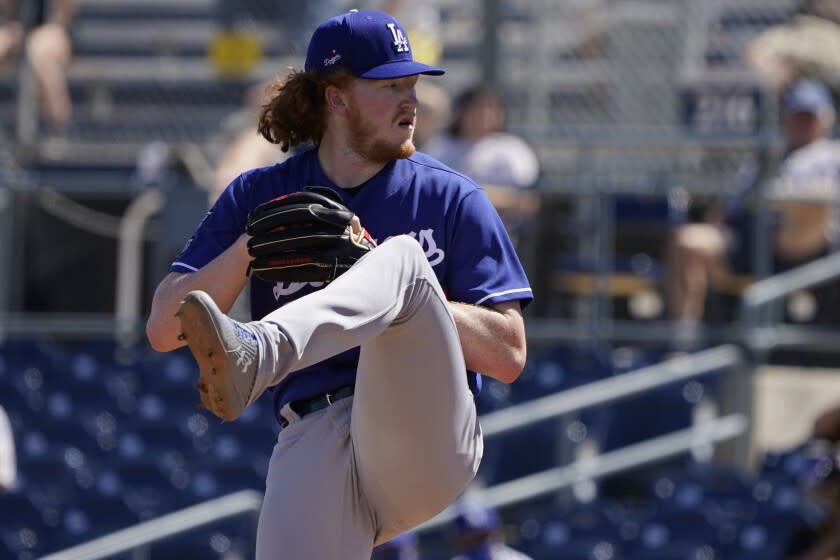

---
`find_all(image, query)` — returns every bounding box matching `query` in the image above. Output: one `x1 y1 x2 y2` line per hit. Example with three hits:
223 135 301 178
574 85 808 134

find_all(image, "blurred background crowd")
2 0 840 558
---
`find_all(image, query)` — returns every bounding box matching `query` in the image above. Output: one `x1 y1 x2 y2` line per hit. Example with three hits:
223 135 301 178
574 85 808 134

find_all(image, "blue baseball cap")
782 79 835 114
304 10 445 79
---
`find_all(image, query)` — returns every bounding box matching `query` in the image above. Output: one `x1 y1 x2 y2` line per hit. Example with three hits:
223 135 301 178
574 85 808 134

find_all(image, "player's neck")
317 135 388 189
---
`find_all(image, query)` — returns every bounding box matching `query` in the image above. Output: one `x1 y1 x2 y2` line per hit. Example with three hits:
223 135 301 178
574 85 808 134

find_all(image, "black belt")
279 385 355 428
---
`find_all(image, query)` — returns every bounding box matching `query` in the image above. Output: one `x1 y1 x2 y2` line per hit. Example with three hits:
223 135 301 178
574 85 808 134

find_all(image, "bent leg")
667 224 728 321
255 235 481 545
253 235 460 397
352 279 481 542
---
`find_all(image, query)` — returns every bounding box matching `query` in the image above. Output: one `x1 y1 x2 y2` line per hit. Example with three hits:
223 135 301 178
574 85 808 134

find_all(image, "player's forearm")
449 300 526 384
146 234 251 352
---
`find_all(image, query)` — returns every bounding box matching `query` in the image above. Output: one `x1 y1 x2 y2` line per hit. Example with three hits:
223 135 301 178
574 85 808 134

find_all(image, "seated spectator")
666 79 840 344
371 531 420 560
746 0 840 94
412 79 450 151
423 85 540 243
209 81 292 202
0 0 76 127
446 500 532 560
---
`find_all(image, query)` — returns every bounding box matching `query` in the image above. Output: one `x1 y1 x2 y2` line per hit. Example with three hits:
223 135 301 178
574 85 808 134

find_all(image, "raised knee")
379 234 426 263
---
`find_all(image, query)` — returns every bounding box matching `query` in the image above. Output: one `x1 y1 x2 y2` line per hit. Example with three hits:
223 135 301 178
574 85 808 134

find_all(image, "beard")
347 105 415 163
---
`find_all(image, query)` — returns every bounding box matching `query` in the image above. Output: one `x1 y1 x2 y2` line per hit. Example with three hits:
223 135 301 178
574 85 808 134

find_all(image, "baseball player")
146 10 532 559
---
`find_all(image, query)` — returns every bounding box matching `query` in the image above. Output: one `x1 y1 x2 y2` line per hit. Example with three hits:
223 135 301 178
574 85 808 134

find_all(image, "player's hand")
349 215 366 243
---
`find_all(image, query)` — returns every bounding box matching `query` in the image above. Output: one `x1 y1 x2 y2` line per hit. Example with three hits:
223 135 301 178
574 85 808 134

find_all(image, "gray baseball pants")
248 235 483 559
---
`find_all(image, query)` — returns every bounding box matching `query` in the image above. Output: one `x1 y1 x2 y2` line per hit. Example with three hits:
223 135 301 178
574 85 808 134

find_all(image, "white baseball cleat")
176 290 260 422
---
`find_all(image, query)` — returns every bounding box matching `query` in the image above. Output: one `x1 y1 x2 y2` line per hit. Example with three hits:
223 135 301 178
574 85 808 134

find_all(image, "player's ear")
325 85 349 116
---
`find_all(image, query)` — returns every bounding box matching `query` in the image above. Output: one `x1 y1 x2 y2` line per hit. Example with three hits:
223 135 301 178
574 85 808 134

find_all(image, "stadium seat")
531 535 622 560
55 497 139 550
0 491 52 559
118 462 182 520
150 524 255 560
214 421 278 459
477 422 559 485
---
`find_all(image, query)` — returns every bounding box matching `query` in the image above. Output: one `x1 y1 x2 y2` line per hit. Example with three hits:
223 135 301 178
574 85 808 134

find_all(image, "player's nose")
401 86 418 108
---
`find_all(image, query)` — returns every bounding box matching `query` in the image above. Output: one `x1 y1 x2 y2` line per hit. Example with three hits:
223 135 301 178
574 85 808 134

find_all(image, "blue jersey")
172 147 532 415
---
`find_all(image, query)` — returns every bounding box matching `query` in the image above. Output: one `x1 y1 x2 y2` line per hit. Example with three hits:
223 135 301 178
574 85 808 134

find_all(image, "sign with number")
681 85 763 135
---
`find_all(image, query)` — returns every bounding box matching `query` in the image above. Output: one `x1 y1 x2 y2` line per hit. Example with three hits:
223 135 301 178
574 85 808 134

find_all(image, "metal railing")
419 344 747 530
40 490 263 560
41 346 744 558
723 250 840 466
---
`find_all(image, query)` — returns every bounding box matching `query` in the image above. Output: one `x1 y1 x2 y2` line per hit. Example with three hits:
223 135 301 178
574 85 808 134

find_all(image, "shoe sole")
176 292 244 422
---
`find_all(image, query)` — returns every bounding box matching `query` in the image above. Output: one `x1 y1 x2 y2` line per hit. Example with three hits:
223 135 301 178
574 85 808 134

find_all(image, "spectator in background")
366 0 443 67
0 404 16 491
424 85 540 244
446 500 532 560
746 0 840 94
208 81 292 202
412 79 450 151
666 79 840 345
371 531 420 560
0 0 76 126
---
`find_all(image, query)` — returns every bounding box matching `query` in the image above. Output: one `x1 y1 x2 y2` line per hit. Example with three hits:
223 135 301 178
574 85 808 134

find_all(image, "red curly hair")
258 69 354 152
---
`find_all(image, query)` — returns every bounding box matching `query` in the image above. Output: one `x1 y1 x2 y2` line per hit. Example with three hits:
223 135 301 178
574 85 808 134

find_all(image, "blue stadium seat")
171 409 220 457
210 463 266 494
122 424 192 466
150 526 255 560
477 422 559 485
0 338 66 375
136 346 198 390
724 522 787 560
55 497 139 550
118 462 182 520
92 467 126 500
214 421 278 459
531 535 622 560
17 455 87 499
628 541 721 560
0 491 51 559
624 509 721 559
188 469 224 503
16 425 100 474
131 393 172 426
520 510 623 560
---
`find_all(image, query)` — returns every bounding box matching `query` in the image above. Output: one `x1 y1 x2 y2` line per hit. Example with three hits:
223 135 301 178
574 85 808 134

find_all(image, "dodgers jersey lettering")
172 147 532 416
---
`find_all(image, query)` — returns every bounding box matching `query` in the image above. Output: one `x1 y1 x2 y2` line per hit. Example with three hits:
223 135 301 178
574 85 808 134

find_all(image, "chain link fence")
0 0 823 322
4 0 801 185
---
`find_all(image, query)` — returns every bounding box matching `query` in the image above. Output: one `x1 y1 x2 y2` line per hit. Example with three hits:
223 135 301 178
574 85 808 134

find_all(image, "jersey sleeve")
170 176 249 273
445 189 533 308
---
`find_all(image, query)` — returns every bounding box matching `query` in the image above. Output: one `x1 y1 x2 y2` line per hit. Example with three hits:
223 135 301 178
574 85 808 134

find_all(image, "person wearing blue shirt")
146 10 531 560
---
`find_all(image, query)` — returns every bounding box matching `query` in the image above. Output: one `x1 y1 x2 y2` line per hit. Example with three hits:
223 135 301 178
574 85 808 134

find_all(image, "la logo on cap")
386 23 409 53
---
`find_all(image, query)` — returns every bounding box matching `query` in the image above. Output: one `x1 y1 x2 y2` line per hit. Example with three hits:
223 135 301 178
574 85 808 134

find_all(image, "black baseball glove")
245 186 376 283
